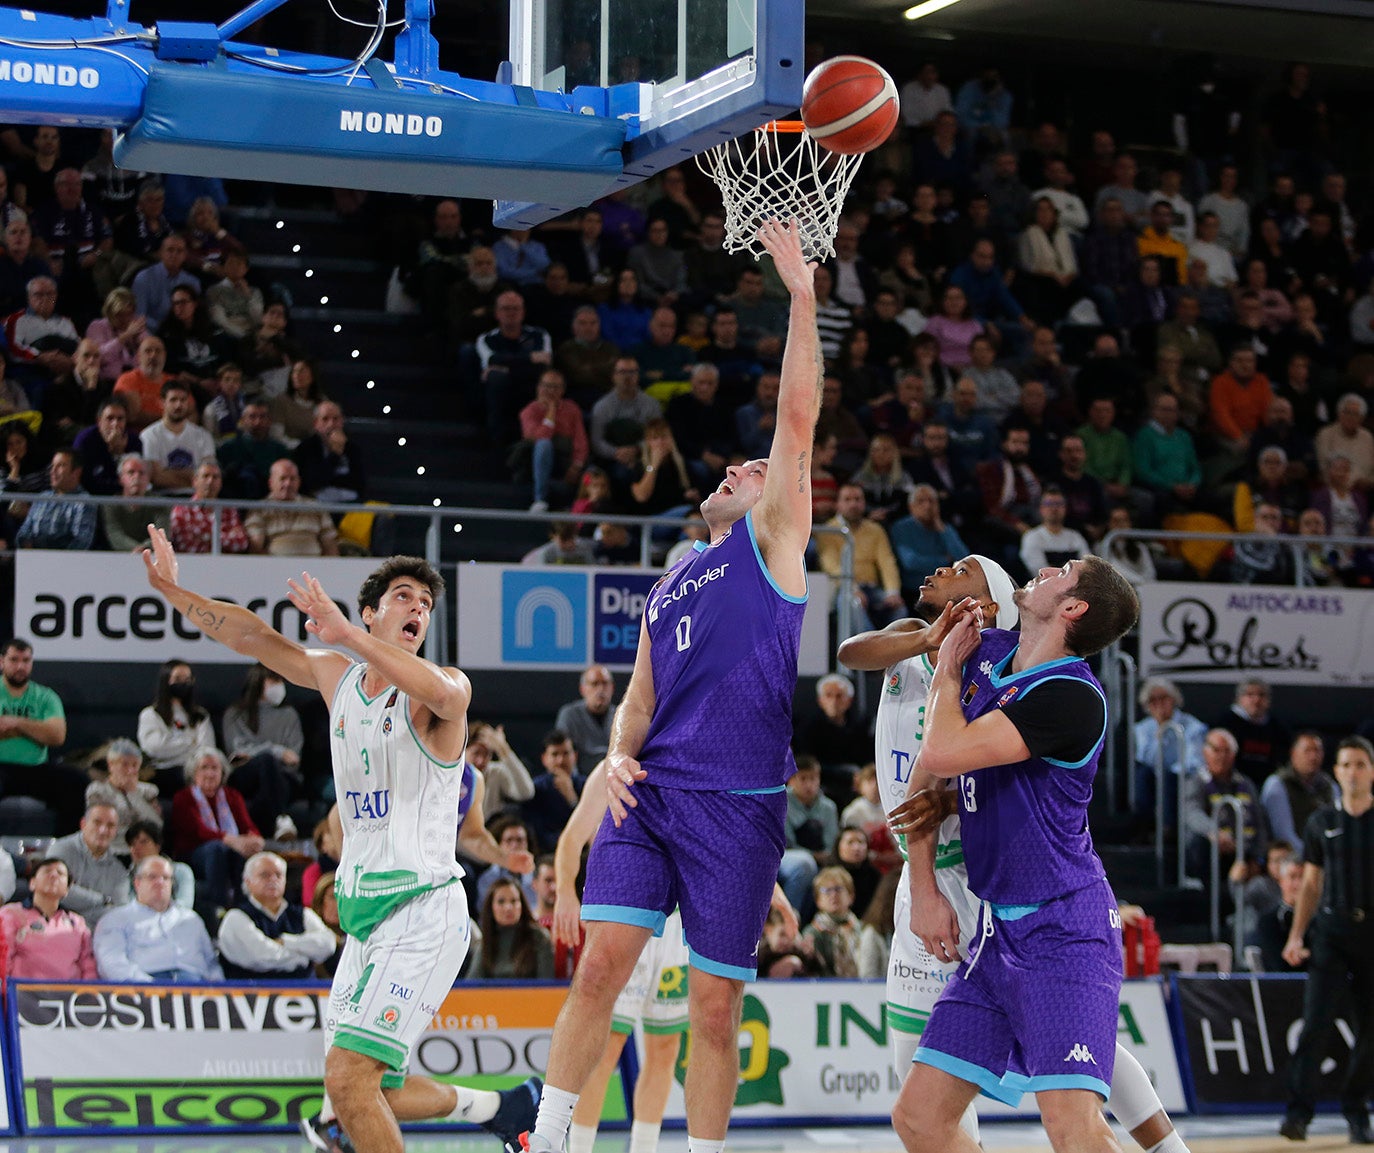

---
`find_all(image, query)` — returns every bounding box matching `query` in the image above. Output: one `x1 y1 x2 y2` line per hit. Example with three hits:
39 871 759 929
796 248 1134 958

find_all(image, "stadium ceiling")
811 0 1374 69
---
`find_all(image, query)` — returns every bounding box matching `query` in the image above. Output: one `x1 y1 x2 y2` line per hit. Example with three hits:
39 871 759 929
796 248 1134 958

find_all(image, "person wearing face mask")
136 659 214 795
221 663 306 841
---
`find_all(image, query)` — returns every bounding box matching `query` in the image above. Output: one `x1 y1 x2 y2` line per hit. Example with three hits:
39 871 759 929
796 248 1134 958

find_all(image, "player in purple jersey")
890 556 1139 1153
526 219 821 1153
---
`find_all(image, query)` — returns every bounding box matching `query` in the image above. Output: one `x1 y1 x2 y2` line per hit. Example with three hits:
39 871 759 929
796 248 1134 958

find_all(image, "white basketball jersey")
330 662 466 941
873 650 961 871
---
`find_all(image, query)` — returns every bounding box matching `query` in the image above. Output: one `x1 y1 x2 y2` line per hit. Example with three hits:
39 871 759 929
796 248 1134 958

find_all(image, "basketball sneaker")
300 1114 355 1153
484 1076 543 1151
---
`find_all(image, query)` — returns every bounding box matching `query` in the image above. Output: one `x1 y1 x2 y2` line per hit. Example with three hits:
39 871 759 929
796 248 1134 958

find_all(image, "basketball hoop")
695 121 865 263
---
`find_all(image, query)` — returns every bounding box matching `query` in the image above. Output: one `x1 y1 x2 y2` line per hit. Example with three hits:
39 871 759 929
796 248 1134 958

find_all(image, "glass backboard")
499 0 803 227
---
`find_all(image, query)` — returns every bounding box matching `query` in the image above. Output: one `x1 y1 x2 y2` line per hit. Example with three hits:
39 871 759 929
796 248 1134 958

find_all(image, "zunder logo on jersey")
997 685 1020 707
885 671 902 694
647 562 729 623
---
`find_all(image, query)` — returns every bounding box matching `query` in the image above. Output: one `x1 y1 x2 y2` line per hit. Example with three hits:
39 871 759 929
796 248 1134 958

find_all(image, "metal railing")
1142 720 1189 889
1209 795 1249 957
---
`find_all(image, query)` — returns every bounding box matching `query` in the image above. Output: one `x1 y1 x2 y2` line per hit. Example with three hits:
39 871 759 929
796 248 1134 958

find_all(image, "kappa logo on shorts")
375 1005 402 1032
1063 1043 1097 1064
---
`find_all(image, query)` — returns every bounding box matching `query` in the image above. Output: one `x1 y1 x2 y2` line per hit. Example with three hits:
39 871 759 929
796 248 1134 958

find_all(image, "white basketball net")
695 123 865 262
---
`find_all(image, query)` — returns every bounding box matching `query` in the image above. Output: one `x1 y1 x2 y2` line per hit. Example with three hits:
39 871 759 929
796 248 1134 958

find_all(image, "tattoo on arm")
187 603 225 633
797 450 807 494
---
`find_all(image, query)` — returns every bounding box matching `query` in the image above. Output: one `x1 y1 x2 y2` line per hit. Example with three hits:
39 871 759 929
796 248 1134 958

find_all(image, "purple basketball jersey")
457 762 477 822
636 511 807 791
954 629 1108 905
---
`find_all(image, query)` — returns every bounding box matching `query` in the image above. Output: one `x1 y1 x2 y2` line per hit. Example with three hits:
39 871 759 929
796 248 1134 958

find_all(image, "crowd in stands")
4 57 1374 982
0 126 369 556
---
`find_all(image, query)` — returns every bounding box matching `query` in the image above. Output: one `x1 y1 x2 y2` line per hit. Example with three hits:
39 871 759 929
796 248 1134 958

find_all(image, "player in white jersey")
839 556 1190 1153
142 529 533 1153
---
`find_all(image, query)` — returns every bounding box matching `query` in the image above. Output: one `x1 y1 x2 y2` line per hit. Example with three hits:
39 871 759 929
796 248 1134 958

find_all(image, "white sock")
1145 1134 1189 1153
629 1119 661 1153
569 1121 598 1153
446 1086 502 1124
687 1137 724 1153
1108 1044 1165 1133
957 1099 979 1144
318 1091 336 1124
533 1085 580 1149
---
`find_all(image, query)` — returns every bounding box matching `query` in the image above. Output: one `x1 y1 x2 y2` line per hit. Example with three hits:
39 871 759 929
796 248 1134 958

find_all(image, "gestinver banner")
10 981 623 1134
655 979 1185 1123
1137 582 1374 687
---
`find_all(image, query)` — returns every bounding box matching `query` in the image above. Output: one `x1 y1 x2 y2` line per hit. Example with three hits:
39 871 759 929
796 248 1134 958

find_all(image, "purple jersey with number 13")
636 510 807 792
956 628 1109 905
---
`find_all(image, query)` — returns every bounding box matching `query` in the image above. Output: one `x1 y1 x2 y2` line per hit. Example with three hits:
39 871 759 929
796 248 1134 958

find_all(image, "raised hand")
504 848 535 876
756 219 816 299
936 598 984 670
286 572 353 647
605 750 647 827
142 524 181 594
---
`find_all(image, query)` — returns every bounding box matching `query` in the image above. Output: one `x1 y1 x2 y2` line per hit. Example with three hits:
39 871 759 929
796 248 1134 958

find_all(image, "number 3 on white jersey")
675 615 692 652
960 774 977 812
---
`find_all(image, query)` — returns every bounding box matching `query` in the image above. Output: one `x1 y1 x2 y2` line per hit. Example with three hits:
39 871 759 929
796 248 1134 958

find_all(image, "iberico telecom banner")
9 981 621 1134
1137 582 1374 687
656 979 1184 1123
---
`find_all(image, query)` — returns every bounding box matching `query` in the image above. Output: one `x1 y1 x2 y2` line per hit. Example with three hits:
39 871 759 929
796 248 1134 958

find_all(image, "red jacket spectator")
171 780 258 859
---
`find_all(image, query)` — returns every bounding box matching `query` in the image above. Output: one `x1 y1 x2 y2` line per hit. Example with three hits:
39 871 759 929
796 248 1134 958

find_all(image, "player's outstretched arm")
837 600 973 671
457 774 535 873
553 760 610 946
142 525 347 697
605 619 655 826
752 219 821 593
286 571 471 723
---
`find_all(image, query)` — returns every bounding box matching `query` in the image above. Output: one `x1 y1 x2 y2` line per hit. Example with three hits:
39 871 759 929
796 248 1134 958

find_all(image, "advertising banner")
10 981 620 1134
0 994 11 1136
1172 974 1347 1112
1137 582 1374 687
456 564 834 674
657 979 1184 1123
13 553 382 664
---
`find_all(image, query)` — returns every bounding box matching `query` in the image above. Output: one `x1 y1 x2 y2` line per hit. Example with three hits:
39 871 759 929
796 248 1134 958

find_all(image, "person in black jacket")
1281 736 1374 1144
293 401 367 506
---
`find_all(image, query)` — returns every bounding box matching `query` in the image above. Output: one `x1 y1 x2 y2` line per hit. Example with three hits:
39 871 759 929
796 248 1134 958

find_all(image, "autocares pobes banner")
1137 582 1374 687
13 553 381 664
9 981 618 1134
656 978 1184 1124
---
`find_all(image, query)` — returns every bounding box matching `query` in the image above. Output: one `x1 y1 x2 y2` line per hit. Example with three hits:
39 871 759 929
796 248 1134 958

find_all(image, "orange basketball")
801 56 900 156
